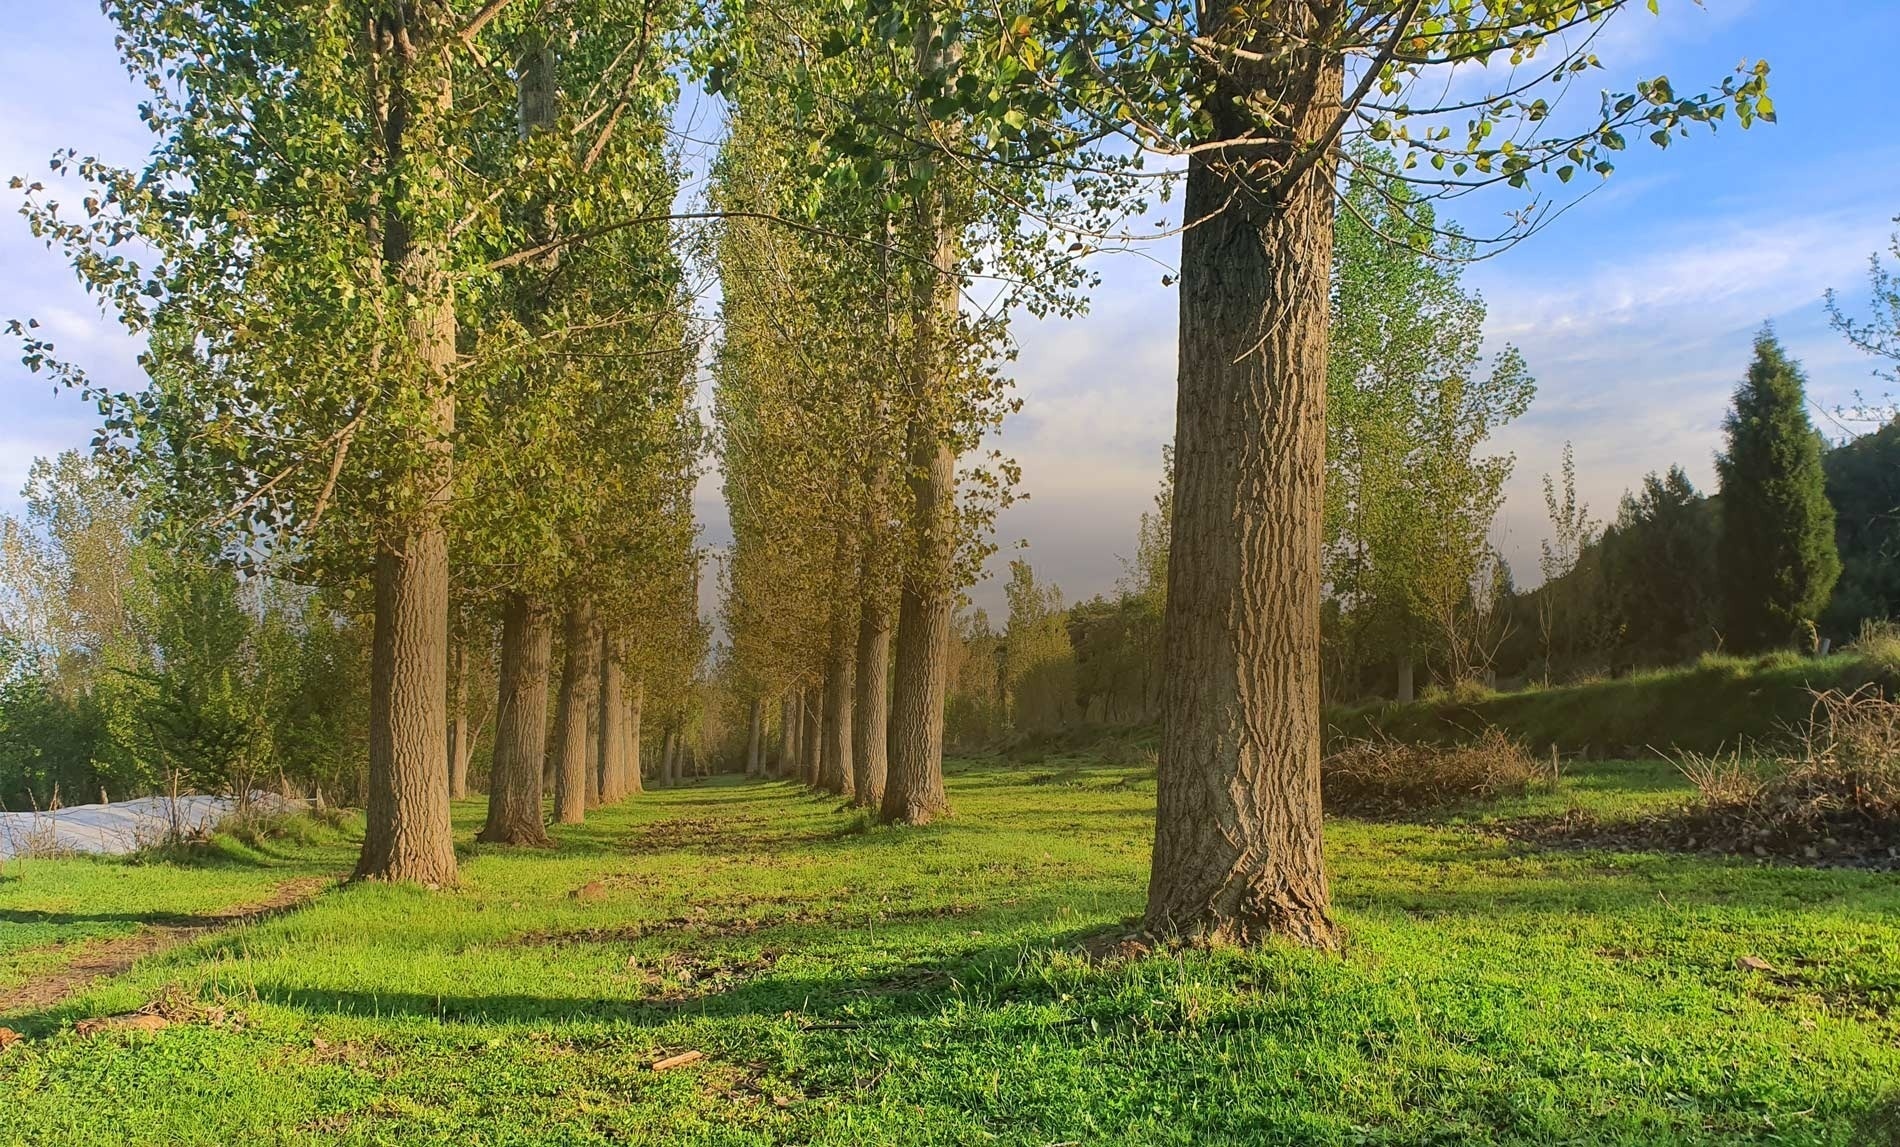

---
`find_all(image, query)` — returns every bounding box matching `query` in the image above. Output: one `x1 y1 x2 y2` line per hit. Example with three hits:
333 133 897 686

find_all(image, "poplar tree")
18 0 699 877
843 0 1773 944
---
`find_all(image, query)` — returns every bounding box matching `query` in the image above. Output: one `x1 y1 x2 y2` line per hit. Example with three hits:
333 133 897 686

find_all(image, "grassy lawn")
0 820 357 999
2 758 1897 1145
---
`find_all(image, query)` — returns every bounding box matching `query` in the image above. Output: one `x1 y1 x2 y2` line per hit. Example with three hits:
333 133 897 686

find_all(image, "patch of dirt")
622 948 786 1000
0 875 334 1016
70 987 248 1038
508 899 978 949
1490 807 1900 870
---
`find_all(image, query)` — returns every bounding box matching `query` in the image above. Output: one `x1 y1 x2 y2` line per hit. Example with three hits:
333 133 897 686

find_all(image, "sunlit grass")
2 759 1897 1145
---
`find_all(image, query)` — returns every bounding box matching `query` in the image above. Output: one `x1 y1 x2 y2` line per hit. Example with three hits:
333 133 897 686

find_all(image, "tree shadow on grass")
246 919 1116 1033
0 908 262 928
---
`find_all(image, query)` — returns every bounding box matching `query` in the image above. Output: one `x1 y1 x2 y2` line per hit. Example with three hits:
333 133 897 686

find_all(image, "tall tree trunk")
802 686 823 789
478 592 553 845
598 636 625 804
745 698 763 777
880 435 955 824
1395 657 1415 704
661 728 678 787
821 627 857 798
624 678 644 795
447 636 470 799
880 84 962 826
550 598 601 824
356 18 457 885
779 689 800 779
853 332 893 808
880 238 959 823
583 665 601 810
1143 9 1342 948
853 599 891 809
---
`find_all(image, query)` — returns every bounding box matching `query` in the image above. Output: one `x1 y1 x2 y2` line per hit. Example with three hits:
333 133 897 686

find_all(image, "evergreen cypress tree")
1716 329 1842 651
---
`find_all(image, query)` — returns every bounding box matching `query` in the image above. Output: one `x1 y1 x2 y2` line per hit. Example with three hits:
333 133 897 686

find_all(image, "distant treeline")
945 391 1898 747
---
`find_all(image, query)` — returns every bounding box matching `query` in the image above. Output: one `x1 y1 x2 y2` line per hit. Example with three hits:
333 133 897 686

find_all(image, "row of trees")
14 3 711 883
17 0 1776 948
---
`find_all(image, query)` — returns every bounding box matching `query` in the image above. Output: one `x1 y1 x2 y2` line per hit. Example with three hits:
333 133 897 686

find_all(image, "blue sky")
4 2 1897 614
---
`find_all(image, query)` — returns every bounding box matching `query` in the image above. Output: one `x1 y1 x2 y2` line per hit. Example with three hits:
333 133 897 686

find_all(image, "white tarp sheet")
0 795 263 860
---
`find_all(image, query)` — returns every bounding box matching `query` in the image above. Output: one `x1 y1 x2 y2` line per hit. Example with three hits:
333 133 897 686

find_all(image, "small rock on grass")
1736 955 1778 973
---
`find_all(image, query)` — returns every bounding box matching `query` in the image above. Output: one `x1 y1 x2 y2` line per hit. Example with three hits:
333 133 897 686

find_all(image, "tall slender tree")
1717 330 1841 651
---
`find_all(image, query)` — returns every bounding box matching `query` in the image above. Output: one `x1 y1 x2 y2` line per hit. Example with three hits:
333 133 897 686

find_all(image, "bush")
1322 728 1538 817
1848 618 1900 674
1671 687 1900 856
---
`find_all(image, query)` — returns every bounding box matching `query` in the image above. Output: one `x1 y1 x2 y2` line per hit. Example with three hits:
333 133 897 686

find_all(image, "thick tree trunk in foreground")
359 530 459 884
356 20 458 886
447 638 470 799
478 593 553 845
550 599 601 824
598 639 626 804
745 698 763 777
624 679 644 795
852 600 890 808
821 631 857 798
1144 12 1342 948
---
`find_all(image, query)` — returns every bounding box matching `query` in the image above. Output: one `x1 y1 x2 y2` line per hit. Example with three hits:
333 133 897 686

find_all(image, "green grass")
0 815 359 995
2 761 1898 1145
1328 652 1899 757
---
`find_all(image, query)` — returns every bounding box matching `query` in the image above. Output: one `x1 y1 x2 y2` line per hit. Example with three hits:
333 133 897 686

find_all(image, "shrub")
1671 687 1900 856
1849 618 1900 674
1093 734 1158 768
1322 728 1538 817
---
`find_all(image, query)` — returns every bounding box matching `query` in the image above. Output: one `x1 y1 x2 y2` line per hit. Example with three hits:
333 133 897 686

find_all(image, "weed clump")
1849 618 1900 674
1322 728 1537 817
1670 687 1900 859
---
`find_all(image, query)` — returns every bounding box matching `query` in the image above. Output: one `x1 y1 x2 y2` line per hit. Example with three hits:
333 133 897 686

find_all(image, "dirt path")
0 875 336 1015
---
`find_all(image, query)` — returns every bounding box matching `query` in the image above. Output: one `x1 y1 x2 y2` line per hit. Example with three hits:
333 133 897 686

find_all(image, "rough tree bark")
598 635 626 804
880 236 958 824
550 598 601 824
356 12 458 885
745 698 763 777
447 636 471 799
821 627 857 798
1143 5 1343 948
852 599 891 809
478 592 554 845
